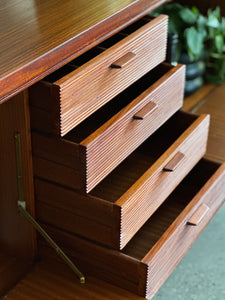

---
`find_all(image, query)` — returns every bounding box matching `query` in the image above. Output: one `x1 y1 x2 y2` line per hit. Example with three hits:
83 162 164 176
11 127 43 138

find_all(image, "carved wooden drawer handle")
187 204 210 226
110 52 136 68
133 101 158 120
163 152 185 172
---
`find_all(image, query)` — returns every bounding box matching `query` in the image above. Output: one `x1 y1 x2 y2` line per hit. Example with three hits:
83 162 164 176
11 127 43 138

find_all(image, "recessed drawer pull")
133 101 158 120
110 52 136 68
187 204 210 226
163 151 185 172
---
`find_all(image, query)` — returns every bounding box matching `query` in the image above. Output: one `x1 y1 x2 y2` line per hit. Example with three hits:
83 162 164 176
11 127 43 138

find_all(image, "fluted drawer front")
84 64 185 192
32 64 185 193
39 159 225 299
35 111 209 250
39 159 225 298
29 15 168 136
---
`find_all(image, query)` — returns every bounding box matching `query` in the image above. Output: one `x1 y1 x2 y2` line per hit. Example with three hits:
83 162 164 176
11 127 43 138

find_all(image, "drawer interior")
42 16 153 83
122 159 221 260
63 63 172 144
90 111 198 202
42 65 76 84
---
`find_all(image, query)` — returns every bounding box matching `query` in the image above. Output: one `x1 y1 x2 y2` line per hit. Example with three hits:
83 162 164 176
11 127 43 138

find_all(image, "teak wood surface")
0 0 167 103
6 259 146 300
2 1 225 299
32 63 185 192
39 159 225 299
0 92 36 296
35 111 210 250
191 83 225 164
29 15 168 136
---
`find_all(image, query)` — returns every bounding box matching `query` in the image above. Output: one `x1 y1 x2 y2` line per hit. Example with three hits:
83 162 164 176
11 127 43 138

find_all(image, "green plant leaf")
191 6 199 16
207 14 220 28
213 7 221 20
221 17 225 32
197 15 207 29
179 7 197 24
150 2 184 35
215 35 224 53
210 52 225 59
208 26 215 39
185 27 204 60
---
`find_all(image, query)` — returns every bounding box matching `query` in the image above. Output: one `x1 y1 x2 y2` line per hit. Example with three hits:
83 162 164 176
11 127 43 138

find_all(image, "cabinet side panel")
0 91 36 294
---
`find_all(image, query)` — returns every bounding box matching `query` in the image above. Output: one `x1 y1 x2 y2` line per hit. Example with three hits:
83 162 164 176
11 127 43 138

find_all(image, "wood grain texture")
191 83 225 164
30 15 168 136
163 151 185 172
143 160 225 299
32 64 184 193
34 179 119 248
0 0 168 103
83 64 183 192
187 203 210 226
111 51 136 68
116 112 209 248
183 83 216 112
0 252 32 297
34 111 209 250
6 260 146 300
38 159 225 299
133 101 158 120
0 92 36 294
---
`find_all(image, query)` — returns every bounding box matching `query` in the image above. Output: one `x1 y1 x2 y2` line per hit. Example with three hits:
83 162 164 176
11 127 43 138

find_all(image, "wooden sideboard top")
0 0 166 103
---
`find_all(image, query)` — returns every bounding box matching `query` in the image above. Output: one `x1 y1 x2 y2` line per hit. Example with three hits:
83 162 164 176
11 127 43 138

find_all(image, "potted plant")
151 3 225 93
205 7 225 84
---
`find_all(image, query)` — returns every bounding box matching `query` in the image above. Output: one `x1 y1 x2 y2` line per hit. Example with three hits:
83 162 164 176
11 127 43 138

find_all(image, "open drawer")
29 15 168 136
39 159 225 299
35 111 209 249
32 63 185 193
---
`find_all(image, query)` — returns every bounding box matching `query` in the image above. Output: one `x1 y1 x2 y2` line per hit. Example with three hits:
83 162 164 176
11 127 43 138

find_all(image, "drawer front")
143 163 225 300
59 15 168 135
32 64 185 193
84 64 185 192
30 15 168 136
38 161 225 300
34 113 210 250
118 114 210 249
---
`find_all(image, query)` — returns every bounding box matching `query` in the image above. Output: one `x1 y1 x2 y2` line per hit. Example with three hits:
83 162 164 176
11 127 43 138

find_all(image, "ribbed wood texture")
1 0 168 103
32 64 184 193
84 64 184 192
35 112 209 250
117 112 209 248
144 161 225 299
29 15 168 136
38 160 225 299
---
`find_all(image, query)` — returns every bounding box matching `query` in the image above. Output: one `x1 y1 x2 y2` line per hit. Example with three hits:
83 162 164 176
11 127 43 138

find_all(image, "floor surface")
154 202 225 300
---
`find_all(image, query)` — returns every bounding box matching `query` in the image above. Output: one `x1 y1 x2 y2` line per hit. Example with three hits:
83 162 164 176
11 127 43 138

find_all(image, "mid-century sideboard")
1 1 224 299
